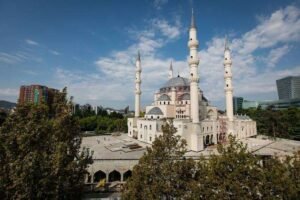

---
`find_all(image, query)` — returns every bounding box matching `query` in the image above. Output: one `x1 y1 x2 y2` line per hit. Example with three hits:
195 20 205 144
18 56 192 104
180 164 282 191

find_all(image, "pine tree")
0 88 92 199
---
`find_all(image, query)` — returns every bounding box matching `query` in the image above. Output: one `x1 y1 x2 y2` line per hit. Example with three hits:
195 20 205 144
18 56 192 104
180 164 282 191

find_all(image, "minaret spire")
188 7 200 123
135 51 142 117
191 8 196 28
168 61 173 79
225 35 230 51
137 50 141 61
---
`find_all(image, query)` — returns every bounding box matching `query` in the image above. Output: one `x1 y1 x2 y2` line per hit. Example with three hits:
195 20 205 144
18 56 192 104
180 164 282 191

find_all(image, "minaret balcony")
223 59 232 65
136 68 141 72
188 40 199 48
135 91 142 95
188 58 199 65
135 80 141 83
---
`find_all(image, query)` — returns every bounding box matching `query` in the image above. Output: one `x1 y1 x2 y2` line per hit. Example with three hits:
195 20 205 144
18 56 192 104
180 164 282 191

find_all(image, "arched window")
123 170 132 181
94 170 106 183
149 125 152 130
109 170 121 182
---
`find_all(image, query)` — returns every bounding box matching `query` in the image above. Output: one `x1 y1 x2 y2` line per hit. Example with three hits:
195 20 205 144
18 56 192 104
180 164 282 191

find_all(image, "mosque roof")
179 93 190 100
162 76 190 88
147 107 163 115
157 94 171 101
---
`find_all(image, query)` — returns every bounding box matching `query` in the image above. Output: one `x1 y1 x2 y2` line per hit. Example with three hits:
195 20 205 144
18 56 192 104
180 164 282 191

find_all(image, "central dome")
162 76 190 88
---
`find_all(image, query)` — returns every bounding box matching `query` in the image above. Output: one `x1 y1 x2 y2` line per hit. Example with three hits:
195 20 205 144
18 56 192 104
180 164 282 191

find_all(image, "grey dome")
157 94 171 101
162 76 190 88
179 93 190 100
147 107 163 115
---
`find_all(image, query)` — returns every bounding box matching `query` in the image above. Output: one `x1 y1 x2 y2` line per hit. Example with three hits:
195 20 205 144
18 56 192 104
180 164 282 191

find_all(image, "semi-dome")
179 93 190 100
157 94 171 101
162 76 190 88
147 107 163 115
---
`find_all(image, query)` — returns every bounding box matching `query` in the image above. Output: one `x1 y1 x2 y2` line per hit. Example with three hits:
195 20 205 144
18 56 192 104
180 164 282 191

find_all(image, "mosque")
82 11 300 191
127 11 257 151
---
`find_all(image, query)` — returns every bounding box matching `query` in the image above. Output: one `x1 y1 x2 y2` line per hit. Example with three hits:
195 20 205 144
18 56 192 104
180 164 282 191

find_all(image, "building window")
140 135 142 138
190 56 193 58
130 122 131 126
129 131 131 135
149 125 152 130
186 101 188 104
149 137 152 142
140 124 142 128
226 84 229 87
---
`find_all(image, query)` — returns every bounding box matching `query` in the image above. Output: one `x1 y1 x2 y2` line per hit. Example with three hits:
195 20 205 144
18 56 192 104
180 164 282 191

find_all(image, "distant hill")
0 100 16 110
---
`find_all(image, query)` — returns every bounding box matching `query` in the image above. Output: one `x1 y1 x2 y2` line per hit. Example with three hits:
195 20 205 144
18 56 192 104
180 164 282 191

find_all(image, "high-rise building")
276 76 300 100
19 85 59 105
233 96 244 113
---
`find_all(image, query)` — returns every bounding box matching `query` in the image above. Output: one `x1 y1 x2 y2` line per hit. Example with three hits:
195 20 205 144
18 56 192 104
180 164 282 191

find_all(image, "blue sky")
0 0 300 110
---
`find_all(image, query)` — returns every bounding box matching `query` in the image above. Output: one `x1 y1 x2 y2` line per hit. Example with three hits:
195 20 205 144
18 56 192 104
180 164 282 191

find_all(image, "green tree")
190 136 296 200
122 120 196 200
0 109 7 127
0 88 92 199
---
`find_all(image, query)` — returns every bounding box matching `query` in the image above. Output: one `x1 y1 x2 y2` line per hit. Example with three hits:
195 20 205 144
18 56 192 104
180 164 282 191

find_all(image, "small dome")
162 76 190 88
147 107 163 115
157 94 171 101
179 93 190 100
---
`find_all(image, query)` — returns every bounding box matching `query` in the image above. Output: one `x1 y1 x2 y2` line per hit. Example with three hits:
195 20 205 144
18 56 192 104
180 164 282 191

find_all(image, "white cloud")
55 5 300 109
152 19 181 39
49 50 61 55
25 39 39 46
266 45 290 68
0 51 42 64
0 88 19 97
153 0 168 10
237 5 300 54
198 5 300 106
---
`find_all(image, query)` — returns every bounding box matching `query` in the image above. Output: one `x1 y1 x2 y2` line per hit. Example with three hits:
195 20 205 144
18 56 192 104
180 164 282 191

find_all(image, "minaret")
168 61 173 79
135 51 141 117
224 37 234 123
188 9 200 123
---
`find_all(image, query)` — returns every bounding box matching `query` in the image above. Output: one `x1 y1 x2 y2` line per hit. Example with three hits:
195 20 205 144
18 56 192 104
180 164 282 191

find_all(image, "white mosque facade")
127 12 257 152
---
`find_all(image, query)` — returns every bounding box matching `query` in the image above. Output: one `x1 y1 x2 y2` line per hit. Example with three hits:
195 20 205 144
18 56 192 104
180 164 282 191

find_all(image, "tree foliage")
0 88 92 199
123 122 300 200
238 107 300 139
190 137 297 200
0 109 7 127
122 121 196 200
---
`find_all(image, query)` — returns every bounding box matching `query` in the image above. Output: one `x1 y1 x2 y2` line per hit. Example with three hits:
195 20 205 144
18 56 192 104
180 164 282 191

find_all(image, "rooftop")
81 134 300 160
